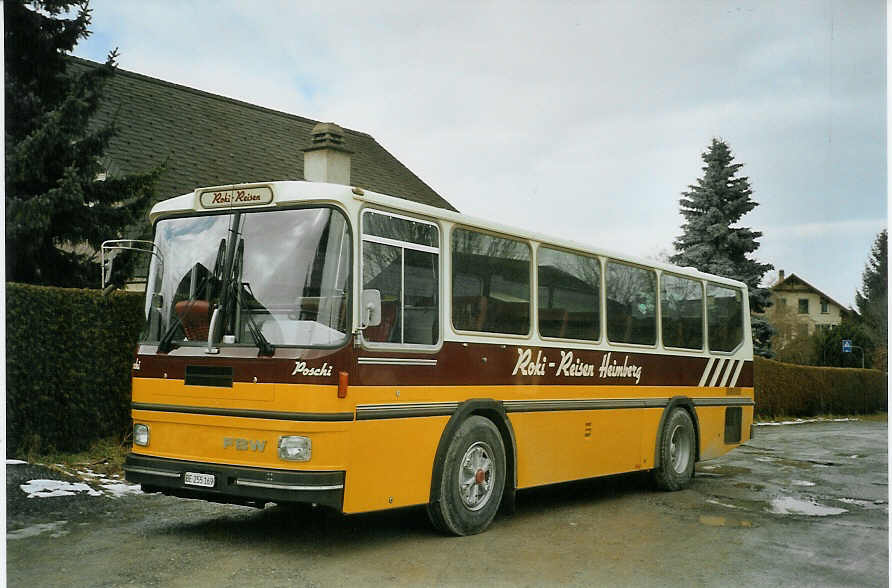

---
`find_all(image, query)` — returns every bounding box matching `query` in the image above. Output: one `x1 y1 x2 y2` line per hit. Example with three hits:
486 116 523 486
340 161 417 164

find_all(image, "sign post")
841 339 864 369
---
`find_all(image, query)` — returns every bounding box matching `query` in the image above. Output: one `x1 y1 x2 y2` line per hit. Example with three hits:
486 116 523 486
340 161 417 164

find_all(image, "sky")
72 0 887 308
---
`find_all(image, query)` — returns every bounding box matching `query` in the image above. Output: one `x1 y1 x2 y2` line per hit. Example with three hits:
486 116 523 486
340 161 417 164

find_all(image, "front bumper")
124 454 345 510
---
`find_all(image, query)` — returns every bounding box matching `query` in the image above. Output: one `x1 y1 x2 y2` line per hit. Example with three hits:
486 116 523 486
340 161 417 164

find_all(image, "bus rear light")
278 436 311 461
338 371 349 398
134 424 150 446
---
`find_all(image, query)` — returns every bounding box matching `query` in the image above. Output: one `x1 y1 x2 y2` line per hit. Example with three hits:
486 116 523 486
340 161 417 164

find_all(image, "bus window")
606 261 656 345
361 210 439 345
660 274 704 349
537 247 600 340
707 284 744 352
452 228 530 335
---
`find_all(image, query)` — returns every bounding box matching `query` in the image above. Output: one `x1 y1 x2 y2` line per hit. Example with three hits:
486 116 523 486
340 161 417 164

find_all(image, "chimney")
778 270 785 284
302 122 353 185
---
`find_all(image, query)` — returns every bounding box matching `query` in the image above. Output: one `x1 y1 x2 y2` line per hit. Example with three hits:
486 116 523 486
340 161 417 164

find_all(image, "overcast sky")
73 0 886 308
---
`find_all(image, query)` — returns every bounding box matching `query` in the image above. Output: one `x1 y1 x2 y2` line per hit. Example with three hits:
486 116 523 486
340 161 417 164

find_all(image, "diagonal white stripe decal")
698 357 716 387
709 358 727 387
719 359 737 387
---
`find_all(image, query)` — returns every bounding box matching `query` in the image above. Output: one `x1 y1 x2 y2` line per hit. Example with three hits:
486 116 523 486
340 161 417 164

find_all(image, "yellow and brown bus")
115 180 754 535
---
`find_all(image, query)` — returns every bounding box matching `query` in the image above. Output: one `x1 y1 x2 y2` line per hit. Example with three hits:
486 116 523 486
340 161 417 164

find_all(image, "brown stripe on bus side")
136 339 754 389
134 346 351 384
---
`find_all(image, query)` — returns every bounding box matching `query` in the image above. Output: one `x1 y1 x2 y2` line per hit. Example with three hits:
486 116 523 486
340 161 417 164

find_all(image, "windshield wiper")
238 282 275 357
157 311 183 353
244 310 275 357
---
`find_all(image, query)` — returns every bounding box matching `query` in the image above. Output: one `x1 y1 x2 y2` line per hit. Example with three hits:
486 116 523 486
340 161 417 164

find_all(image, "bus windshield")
142 207 351 349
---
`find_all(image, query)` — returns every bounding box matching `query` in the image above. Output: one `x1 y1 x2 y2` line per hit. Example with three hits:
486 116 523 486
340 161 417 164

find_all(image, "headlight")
133 423 150 446
278 436 311 461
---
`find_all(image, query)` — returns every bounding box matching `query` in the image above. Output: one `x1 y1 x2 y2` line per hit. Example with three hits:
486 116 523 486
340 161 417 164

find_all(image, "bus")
113 180 754 536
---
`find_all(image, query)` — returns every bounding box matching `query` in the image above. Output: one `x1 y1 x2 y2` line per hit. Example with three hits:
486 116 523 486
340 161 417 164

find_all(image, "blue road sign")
842 339 853 353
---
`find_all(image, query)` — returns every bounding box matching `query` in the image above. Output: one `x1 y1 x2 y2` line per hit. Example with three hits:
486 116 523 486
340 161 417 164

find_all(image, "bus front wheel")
427 416 506 536
653 408 696 491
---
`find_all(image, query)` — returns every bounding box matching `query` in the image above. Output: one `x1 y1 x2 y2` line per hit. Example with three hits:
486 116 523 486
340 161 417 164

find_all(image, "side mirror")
361 289 382 328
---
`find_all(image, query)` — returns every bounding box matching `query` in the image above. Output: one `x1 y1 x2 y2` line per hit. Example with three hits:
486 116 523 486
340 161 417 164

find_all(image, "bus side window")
361 210 440 346
707 284 744 352
660 274 704 349
451 228 530 335
606 261 656 345
537 247 600 341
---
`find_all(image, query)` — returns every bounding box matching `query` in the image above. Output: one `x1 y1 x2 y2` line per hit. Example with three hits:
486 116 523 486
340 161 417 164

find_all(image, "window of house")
796 323 809 338
606 261 656 345
820 299 829 314
660 273 704 350
537 247 600 341
798 299 809 314
361 210 439 346
707 284 744 352
778 297 787 308
452 228 530 335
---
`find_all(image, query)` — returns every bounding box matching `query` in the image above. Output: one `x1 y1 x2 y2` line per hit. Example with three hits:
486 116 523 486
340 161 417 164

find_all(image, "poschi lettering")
292 361 333 377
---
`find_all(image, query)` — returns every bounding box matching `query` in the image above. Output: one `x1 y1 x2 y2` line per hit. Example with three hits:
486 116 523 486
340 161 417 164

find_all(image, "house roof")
69 57 457 213
772 272 849 311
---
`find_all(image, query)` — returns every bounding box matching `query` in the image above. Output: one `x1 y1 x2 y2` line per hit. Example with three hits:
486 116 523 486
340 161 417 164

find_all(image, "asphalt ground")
6 418 888 587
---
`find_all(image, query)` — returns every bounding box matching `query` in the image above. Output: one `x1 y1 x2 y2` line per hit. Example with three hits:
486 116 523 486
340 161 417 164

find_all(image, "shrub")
754 356 887 418
6 283 144 455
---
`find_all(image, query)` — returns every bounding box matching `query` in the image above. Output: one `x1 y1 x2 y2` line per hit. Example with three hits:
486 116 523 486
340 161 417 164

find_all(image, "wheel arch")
428 398 517 510
653 396 701 469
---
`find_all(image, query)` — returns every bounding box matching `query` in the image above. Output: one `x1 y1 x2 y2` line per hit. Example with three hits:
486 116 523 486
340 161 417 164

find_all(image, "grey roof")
70 57 457 212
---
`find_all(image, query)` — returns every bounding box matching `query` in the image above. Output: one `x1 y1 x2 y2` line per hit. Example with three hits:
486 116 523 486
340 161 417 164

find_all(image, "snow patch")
791 480 816 487
768 496 847 516
21 479 103 498
837 498 888 509
6 459 28 465
756 418 859 427
7 520 69 540
99 481 142 497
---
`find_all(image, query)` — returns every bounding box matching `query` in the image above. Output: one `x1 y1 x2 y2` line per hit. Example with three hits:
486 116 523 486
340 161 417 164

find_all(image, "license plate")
184 472 215 488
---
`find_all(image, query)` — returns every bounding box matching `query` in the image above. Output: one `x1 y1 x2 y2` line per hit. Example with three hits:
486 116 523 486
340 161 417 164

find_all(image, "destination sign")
199 187 273 209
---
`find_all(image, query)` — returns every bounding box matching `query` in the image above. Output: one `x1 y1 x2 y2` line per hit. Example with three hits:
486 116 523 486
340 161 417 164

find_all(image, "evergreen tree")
671 139 774 355
855 229 887 370
5 0 160 287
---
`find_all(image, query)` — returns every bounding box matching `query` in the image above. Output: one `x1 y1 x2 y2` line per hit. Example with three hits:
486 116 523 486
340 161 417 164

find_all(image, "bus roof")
149 180 748 290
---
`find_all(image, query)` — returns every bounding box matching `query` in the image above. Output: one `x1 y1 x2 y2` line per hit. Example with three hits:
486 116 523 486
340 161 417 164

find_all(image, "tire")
427 416 506 536
653 408 696 491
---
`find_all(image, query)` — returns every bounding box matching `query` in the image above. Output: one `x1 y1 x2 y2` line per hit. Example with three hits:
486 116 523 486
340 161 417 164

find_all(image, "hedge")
6 283 144 455
754 356 887 418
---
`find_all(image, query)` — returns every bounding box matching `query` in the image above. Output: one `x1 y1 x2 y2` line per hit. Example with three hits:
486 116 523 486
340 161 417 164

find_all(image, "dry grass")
25 436 131 478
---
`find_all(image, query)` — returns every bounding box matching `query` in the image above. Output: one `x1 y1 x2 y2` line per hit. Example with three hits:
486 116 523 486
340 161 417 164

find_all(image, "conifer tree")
5 0 160 287
671 139 774 355
855 230 887 370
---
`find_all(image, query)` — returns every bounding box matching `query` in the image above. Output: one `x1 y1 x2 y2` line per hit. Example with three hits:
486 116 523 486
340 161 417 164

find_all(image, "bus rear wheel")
653 408 696 491
427 416 506 536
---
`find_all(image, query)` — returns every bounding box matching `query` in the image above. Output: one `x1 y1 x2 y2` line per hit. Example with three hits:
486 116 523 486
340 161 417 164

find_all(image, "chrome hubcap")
459 441 495 511
669 424 692 474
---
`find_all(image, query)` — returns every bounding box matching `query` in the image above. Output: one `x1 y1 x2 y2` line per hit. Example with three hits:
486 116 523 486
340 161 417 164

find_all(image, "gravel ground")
6 418 889 587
